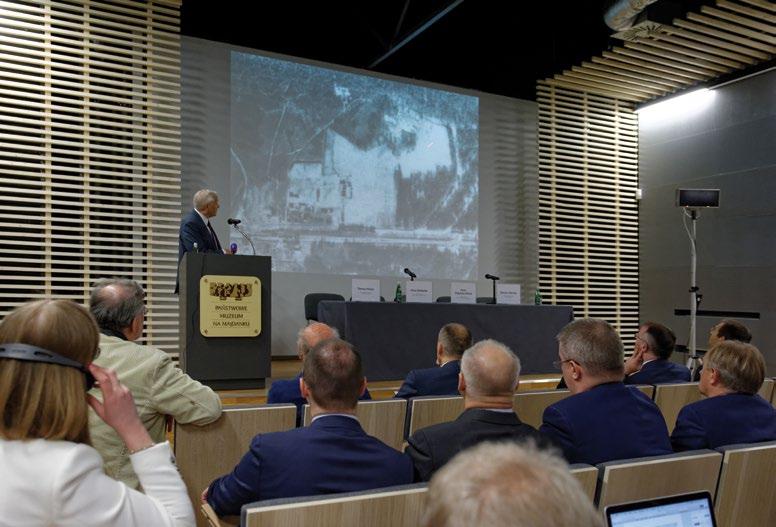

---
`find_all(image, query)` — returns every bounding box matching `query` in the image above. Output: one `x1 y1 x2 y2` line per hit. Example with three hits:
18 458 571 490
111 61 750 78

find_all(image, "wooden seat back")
303 398 407 450
653 382 704 433
175 404 297 527
714 441 776 527
596 450 723 510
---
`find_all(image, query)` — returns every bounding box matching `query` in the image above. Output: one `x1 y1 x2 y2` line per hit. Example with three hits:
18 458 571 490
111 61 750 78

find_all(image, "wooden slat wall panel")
0 0 182 358
536 0 773 348
537 83 639 345
553 0 775 105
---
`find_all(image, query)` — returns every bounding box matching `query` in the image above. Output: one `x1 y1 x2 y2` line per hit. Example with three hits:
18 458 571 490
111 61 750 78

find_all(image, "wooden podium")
178 253 271 389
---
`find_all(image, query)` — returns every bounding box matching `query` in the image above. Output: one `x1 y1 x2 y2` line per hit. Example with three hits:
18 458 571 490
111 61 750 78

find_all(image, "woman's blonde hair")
0 300 99 443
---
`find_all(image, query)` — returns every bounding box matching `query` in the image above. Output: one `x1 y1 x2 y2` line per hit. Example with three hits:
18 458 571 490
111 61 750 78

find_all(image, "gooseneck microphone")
227 218 256 255
403 268 417 280
485 274 500 281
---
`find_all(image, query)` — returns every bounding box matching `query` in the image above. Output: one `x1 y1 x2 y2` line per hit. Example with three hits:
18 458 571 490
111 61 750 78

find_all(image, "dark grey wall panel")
639 69 776 374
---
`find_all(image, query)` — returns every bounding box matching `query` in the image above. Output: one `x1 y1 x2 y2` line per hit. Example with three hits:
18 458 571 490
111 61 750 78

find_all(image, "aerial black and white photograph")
229 50 479 279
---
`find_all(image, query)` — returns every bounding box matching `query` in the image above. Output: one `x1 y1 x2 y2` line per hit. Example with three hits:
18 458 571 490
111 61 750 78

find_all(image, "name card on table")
451 282 476 304
351 279 381 302
406 281 432 303
496 283 522 305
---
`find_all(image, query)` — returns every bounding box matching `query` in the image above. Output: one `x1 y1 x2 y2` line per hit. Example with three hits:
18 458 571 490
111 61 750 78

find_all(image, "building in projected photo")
230 50 478 278
286 116 453 230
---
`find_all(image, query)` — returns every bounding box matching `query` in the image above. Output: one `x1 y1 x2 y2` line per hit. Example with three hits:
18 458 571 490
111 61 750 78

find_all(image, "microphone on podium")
403 268 417 281
227 218 256 255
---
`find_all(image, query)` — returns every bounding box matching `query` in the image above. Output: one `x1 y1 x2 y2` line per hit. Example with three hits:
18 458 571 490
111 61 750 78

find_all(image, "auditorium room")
0 1 774 526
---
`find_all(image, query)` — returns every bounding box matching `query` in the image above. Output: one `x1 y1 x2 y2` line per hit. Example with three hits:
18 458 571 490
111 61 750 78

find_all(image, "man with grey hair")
406 339 547 481
540 318 671 465
176 189 231 293
423 442 602 527
267 322 370 425
395 322 472 399
89 278 222 489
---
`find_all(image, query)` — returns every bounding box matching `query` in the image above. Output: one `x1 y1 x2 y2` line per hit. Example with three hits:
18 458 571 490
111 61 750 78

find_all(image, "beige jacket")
89 334 222 489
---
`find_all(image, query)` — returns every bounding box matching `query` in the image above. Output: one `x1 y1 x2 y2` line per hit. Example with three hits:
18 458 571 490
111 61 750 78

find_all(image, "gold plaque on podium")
199 275 261 337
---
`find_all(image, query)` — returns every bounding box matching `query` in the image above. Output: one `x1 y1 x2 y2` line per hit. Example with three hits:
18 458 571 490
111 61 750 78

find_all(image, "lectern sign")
199 275 261 337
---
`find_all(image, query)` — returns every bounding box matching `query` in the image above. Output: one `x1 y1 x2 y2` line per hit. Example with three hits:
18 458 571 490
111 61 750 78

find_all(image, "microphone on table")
485 274 500 305
403 268 417 281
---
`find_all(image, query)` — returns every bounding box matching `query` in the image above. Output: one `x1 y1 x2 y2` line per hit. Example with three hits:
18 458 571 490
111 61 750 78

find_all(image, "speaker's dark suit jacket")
540 382 672 465
267 372 372 426
406 407 548 481
176 209 222 293
395 360 461 399
624 359 691 385
671 392 776 451
206 415 412 516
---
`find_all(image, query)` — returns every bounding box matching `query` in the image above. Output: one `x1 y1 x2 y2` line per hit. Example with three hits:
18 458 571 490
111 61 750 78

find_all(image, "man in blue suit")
204 338 413 517
672 340 776 451
267 322 370 425
623 321 690 385
176 189 230 293
540 318 672 465
692 319 752 381
395 323 472 399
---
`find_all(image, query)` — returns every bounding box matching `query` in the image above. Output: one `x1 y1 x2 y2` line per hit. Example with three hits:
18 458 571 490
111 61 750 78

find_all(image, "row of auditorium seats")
178 379 776 527
199 440 776 527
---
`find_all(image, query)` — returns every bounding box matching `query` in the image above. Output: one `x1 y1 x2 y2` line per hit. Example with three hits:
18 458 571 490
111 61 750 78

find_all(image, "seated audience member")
623 321 690 384
672 340 776 451
395 322 472 399
406 339 548 481
0 300 194 526
267 322 370 425
693 319 753 381
89 278 222 489
204 338 413 516
540 318 672 465
423 442 602 527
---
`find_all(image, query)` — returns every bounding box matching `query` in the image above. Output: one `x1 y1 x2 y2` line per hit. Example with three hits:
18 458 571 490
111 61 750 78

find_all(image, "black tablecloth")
318 301 573 381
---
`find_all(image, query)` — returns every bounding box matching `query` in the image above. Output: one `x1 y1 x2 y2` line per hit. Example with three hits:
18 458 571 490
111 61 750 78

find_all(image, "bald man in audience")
205 338 412 516
423 442 602 527
406 339 548 481
540 318 672 465
268 322 370 424
623 321 690 384
395 323 472 399
672 340 776 451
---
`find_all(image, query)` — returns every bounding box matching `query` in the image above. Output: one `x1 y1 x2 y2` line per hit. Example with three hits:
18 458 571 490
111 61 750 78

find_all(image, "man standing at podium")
176 189 231 293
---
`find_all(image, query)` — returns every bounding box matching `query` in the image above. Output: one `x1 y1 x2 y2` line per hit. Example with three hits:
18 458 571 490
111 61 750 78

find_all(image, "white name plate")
451 282 476 304
351 279 381 302
496 283 522 305
406 281 432 303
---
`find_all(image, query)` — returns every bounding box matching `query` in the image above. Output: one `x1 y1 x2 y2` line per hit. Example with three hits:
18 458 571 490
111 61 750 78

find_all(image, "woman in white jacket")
0 299 195 527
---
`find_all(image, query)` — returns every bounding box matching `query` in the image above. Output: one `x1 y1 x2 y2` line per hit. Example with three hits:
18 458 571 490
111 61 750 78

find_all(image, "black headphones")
0 342 96 390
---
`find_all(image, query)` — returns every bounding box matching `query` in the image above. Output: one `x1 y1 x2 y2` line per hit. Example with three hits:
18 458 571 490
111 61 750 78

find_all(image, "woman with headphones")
0 299 194 526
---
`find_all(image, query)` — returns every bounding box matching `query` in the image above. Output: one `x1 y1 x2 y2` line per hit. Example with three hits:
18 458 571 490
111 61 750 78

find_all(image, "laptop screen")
605 492 716 527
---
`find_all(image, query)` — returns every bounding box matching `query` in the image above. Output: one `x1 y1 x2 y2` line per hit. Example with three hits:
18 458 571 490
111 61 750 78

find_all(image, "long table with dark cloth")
317 301 573 381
